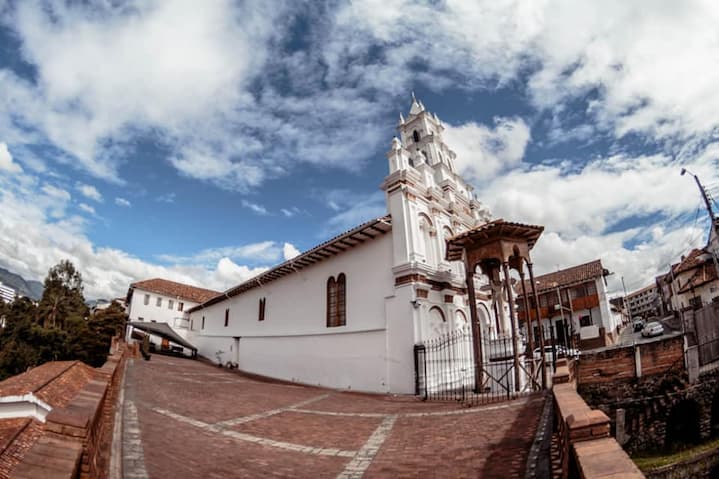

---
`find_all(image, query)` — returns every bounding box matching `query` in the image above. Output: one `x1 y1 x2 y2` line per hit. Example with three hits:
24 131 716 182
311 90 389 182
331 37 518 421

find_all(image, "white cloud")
115 197 131 207
76 183 103 202
214 257 267 287
320 190 387 237
0 171 281 299
0 142 22 173
241 200 269 216
444 118 531 183
281 207 303 218
157 241 283 266
0 1 283 184
78 203 96 215
156 192 176 203
477 143 719 293
283 242 301 260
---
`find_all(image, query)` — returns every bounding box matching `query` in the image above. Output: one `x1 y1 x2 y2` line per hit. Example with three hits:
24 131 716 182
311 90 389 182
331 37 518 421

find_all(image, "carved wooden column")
527 260 547 389
519 268 536 385
502 261 521 392
465 267 484 393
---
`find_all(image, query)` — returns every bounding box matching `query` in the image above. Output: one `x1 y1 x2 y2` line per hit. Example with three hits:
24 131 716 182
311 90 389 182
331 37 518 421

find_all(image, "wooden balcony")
518 294 600 322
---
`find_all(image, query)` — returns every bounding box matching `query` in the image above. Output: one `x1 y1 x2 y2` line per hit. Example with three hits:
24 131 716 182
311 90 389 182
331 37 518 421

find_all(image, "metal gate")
414 325 552 405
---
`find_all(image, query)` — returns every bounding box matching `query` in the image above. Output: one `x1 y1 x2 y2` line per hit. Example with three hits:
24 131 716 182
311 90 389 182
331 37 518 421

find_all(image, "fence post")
414 344 425 397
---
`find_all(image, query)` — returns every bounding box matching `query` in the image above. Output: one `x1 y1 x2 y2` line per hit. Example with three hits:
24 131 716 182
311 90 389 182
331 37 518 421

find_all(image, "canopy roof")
128 321 197 351
445 219 544 262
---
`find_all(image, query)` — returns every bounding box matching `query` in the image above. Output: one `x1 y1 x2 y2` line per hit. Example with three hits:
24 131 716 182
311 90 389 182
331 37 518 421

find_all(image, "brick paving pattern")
122 354 546 478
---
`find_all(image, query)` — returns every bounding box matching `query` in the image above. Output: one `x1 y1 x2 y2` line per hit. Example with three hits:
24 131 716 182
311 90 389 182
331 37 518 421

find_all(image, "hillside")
0 266 44 300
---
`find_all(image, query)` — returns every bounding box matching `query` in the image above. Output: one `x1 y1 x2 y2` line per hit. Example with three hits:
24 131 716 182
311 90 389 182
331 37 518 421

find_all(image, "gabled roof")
677 261 718 294
130 278 221 304
673 248 709 275
524 260 608 295
189 215 392 312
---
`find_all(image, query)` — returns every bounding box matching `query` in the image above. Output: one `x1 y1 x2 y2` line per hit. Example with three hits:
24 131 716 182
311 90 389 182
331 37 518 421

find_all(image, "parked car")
533 346 556 363
641 321 664 338
633 320 645 332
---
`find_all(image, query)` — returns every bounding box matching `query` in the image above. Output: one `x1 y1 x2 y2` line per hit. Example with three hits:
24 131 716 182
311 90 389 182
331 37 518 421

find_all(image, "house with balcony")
125 278 220 352
517 260 620 350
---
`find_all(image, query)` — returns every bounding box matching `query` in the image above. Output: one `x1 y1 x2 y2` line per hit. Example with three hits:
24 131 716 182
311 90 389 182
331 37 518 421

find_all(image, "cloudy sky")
0 0 718 299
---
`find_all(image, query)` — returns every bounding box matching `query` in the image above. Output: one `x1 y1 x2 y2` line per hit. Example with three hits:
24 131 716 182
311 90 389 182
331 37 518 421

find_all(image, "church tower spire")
381 94 492 274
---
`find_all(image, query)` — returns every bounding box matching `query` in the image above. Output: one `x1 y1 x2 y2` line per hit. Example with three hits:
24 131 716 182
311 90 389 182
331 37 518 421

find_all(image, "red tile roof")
0 418 43 479
130 278 221 304
0 361 96 409
677 261 718 294
524 260 607 294
673 248 708 275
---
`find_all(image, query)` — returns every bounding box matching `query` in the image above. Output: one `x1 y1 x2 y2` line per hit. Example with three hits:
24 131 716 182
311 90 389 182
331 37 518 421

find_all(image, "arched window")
428 306 447 338
419 214 437 266
327 277 337 327
454 310 467 330
258 297 266 321
337 273 346 326
326 274 347 327
441 226 454 261
412 130 420 143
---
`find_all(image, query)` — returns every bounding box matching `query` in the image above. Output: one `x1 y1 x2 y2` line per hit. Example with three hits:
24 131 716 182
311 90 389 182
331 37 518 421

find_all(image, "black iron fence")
414 326 552 405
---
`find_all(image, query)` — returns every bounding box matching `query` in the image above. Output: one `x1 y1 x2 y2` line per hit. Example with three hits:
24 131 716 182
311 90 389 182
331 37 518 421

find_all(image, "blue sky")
0 0 718 299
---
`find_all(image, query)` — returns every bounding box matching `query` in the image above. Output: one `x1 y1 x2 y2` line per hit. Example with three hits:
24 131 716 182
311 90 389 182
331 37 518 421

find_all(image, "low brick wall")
553 359 644 479
12 341 128 479
577 335 684 386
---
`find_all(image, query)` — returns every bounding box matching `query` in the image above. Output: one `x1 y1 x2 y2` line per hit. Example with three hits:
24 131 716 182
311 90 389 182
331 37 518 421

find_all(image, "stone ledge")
12 437 82 479
573 437 643 478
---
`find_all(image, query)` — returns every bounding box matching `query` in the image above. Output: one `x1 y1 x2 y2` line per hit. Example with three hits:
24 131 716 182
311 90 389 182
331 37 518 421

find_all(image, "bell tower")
381 94 493 344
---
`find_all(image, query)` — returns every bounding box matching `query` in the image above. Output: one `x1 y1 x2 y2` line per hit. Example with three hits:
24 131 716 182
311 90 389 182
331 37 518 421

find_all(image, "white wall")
127 288 199 339
187 234 409 393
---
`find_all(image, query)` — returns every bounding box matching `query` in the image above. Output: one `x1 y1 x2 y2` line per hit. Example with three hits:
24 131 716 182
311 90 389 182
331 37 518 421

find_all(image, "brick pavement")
121 354 546 478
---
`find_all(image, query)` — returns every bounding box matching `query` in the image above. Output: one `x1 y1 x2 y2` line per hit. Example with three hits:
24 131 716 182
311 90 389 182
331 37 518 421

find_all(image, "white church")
132 97 523 394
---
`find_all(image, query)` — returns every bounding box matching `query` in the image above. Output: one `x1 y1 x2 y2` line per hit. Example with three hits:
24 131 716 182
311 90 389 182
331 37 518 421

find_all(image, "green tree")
37 260 88 329
0 298 68 380
0 262 126 379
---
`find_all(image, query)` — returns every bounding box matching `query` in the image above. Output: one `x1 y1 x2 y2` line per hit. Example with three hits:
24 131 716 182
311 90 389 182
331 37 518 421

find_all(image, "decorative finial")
399 112 405 123
411 91 417 103
391 136 401 150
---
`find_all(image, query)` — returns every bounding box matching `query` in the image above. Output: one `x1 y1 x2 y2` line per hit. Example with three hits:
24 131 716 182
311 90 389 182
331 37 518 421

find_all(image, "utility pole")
681 168 719 279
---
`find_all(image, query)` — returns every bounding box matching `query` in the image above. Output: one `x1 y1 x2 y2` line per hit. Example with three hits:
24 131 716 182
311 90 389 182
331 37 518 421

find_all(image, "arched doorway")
665 399 702 451
711 388 719 438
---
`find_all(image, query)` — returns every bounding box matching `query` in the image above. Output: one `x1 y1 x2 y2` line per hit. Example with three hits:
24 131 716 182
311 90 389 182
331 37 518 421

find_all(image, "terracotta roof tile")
677 261 718 294
673 248 708 274
524 260 607 294
0 419 43 479
130 278 221 304
0 361 97 409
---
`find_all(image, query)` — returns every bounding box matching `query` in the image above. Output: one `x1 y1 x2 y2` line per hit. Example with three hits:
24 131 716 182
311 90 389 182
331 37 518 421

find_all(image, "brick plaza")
120 354 546 478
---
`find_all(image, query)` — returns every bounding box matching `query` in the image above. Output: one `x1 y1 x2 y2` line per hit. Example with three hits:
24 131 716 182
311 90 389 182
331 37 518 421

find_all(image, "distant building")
668 248 719 311
0 282 16 303
518 260 621 350
624 284 660 320
125 278 220 348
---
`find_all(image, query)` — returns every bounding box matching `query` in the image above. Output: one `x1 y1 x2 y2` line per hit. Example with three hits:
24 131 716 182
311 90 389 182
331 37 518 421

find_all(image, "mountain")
0 266 44 300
